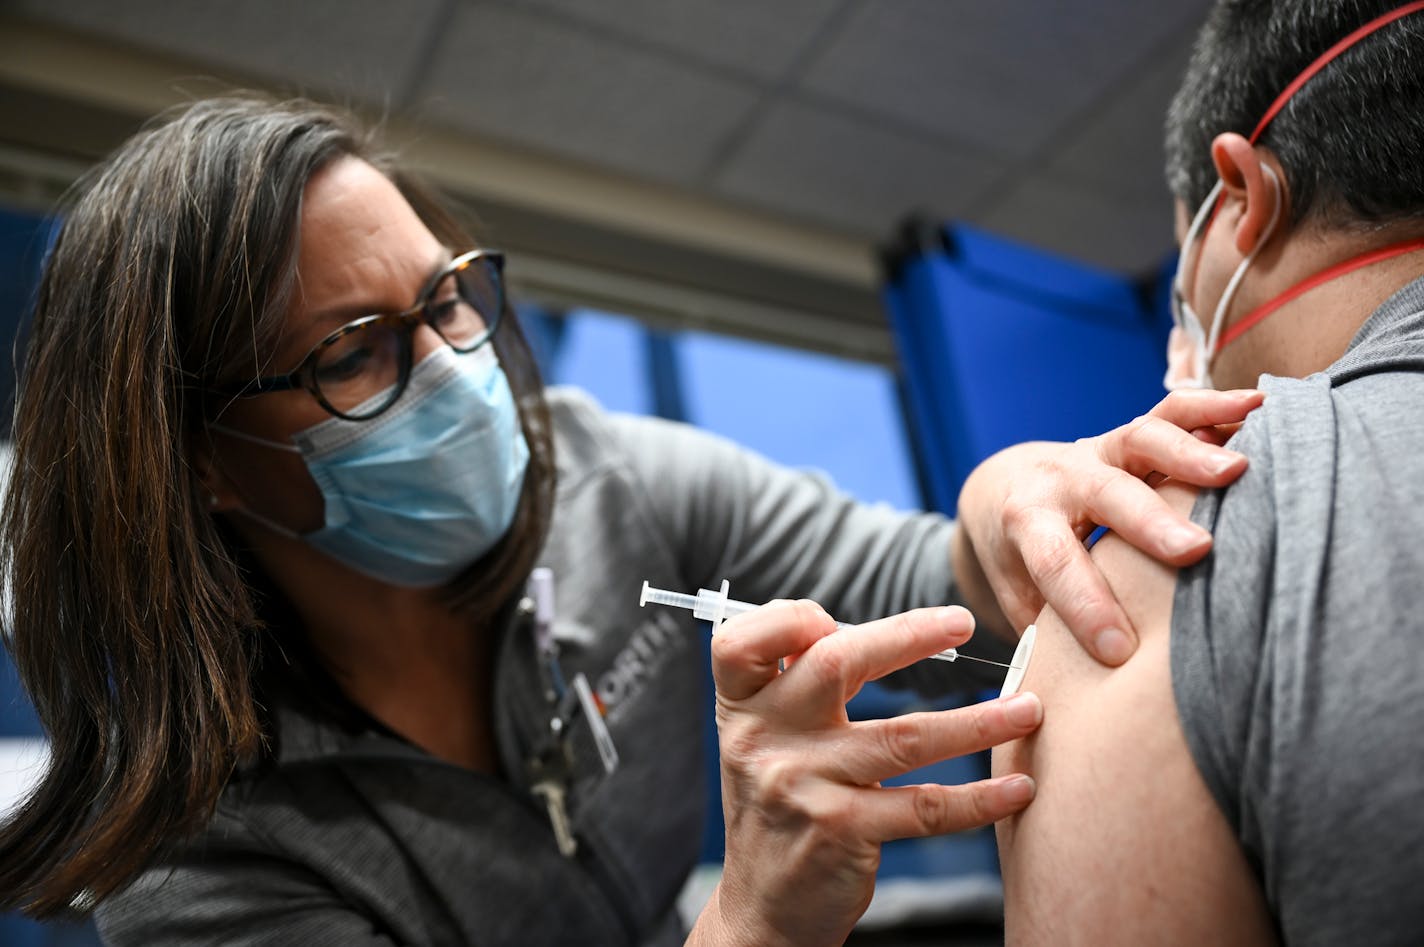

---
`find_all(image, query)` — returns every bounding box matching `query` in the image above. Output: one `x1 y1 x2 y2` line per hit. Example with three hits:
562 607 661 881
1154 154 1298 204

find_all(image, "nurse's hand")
687 601 1041 947
954 387 1264 666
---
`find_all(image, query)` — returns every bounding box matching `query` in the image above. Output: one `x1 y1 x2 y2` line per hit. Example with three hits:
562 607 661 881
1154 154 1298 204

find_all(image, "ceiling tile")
415 4 760 185
714 98 1002 238
972 176 1175 273
799 0 1213 160
1039 24 1201 202
7 0 1214 284
512 0 844 82
10 0 447 105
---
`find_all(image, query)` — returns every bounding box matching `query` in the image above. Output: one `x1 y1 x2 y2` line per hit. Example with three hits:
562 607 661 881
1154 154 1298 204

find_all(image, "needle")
940 652 1013 669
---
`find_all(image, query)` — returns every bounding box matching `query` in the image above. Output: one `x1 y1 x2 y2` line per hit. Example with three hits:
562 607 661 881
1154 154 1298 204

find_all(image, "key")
531 778 578 857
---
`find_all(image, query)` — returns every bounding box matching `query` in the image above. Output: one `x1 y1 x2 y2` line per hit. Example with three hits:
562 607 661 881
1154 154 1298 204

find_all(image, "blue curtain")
882 219 1175 513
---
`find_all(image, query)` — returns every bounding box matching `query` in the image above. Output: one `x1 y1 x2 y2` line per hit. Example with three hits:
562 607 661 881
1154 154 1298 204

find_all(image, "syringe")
639 580 1012 669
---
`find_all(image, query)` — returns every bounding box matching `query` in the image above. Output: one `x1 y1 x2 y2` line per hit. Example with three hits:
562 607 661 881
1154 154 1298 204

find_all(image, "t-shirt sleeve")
1170 407 1278 860
1169 368 1424 944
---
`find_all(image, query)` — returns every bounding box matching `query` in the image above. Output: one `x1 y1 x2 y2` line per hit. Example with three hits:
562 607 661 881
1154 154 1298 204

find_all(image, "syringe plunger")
639 581 759 622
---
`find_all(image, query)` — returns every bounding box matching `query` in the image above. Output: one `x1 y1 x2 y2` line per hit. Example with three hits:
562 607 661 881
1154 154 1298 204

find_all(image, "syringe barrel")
693 588 756 622
642 579 841 627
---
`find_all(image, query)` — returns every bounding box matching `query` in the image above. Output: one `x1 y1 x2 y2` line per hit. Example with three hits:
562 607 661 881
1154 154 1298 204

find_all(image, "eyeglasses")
225 250 505 421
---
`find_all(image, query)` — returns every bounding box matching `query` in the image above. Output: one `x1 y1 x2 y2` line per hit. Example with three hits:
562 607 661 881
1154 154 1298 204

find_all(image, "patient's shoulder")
992 477 1274 944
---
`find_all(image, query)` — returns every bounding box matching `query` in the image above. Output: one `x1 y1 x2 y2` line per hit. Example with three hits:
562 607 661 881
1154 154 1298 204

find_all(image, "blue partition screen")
882 222 1175 513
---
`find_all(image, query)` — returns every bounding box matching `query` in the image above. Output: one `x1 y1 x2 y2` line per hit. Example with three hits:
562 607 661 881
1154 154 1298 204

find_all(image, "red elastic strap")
1215 237 1424 351
1194 4 1424 279
1250 1 1424 143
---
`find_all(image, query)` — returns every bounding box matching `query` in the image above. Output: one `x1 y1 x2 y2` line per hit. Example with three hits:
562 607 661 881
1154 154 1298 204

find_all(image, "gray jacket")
97 388 980 946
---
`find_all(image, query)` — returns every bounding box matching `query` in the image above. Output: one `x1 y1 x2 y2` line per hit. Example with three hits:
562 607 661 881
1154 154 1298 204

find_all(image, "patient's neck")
1209 228 1424 390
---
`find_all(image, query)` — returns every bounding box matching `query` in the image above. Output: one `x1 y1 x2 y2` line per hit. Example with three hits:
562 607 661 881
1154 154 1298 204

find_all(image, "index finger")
1146 387 1264 428
712 599 838 701
779 606 977 706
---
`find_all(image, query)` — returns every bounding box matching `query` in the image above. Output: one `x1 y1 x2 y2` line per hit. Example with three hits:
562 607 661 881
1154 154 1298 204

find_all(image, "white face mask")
1164 166 1282 391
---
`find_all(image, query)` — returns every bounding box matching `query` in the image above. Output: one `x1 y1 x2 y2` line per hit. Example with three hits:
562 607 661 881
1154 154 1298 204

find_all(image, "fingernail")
939 605 975 632
1003 692 1042 728
1096 627 1135 665
1163 524 1209 556
1208 452 1244 476
1000 774 1036 805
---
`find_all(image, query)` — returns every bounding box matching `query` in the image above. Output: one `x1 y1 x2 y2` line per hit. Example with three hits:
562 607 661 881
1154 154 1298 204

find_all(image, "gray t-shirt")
1172 277 1424 945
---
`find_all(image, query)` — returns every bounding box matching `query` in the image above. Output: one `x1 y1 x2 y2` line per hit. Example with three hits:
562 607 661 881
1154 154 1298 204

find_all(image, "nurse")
0 96 1258 944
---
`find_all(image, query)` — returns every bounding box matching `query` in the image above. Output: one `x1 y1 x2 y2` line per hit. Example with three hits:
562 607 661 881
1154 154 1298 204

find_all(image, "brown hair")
0 96 555 917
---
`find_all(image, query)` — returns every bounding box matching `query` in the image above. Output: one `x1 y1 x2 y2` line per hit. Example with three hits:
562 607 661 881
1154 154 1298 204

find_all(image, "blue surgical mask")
215 345 530 587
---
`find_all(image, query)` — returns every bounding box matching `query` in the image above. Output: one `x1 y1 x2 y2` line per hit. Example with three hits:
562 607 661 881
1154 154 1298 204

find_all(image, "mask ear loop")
1175 179 1225 327
1202 165 1283 363
208 423 302 454
203 423 306 538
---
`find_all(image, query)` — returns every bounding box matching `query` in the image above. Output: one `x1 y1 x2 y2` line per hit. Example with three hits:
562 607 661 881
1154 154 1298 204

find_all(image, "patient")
994 2 1424 943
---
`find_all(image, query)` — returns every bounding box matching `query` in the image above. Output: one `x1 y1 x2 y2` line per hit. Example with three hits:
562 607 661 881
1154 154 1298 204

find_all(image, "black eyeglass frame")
223 249 506 421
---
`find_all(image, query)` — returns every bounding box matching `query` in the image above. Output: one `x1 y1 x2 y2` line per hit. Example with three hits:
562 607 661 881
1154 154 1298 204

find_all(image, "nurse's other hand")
689 601 1041 947
957 387 1263 666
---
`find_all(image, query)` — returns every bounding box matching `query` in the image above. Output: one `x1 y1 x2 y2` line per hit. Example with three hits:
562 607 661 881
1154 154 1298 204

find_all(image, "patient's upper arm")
992 481 1275 945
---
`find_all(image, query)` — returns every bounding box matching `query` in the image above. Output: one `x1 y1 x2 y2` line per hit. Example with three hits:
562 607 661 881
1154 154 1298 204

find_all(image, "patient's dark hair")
0 96 555 917
1166 0 1424 229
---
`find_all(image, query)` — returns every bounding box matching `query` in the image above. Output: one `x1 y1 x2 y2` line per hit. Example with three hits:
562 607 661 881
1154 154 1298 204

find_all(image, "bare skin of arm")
992 481 1276 945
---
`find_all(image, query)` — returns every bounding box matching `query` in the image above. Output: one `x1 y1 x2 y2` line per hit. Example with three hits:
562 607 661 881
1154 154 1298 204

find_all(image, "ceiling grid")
0 0 1214 360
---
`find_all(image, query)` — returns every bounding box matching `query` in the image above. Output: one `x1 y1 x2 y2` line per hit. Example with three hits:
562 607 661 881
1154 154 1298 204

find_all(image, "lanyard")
523 568 620 857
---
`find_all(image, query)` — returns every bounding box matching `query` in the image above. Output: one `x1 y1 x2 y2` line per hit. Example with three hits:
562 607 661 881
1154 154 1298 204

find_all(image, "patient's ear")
1210 133 1289 255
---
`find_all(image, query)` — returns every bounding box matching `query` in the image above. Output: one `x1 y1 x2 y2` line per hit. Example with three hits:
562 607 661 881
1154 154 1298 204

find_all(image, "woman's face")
206 156 454 534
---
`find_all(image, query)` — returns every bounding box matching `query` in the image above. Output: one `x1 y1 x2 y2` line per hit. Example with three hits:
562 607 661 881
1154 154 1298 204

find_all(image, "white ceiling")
0 0 1212 359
